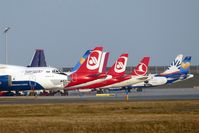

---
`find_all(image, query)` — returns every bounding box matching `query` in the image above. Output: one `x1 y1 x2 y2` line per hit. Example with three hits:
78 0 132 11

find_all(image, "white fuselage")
131 76 168 87
131 73 193 88
101 75 149 89
65 75 112 89
0 64 70 91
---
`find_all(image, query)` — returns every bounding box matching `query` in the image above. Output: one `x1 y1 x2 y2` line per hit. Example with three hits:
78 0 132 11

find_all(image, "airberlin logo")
86 50 102 70
134 63 147 76
88 57 98 65
114 56 127 73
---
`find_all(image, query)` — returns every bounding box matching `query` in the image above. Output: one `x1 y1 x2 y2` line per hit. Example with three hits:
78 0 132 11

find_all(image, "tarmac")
0 88 199 104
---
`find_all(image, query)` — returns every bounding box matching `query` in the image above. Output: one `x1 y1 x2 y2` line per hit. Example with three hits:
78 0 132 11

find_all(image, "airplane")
160 56 193 84
76 53 129 92
0 53 71 92
64 46 109 90
100 57 150 90
11 47 94 95
130 55 194 91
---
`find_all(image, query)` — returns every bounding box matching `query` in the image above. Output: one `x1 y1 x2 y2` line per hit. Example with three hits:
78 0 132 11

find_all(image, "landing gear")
127 88 131 93
63 90 68 96
15 90 21 96
29 90 36 96
5 91 14 96
96 89 104 94
122 87 131 93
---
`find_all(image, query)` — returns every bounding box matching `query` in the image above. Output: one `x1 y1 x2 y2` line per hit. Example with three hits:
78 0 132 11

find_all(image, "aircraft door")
8 75 12 86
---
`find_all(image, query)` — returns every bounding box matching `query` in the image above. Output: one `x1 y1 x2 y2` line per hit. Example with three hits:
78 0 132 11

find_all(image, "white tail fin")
161 54 183 75
98 52 109 73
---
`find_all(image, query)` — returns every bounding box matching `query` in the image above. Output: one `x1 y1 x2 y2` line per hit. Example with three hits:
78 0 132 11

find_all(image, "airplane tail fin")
71 50 91 72
99 52 109 73
161 54 183 75
180 56 192 74
29 49 47 67
132 57 150 76
107 53 128 77
74 46 104 74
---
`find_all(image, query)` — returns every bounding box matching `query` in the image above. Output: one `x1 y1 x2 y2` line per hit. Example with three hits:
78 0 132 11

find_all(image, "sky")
0 0 198 67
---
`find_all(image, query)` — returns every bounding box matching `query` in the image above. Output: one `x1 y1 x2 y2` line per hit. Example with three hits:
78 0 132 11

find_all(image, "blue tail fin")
71 50 91 72
180 56 191 74
29 49 47 67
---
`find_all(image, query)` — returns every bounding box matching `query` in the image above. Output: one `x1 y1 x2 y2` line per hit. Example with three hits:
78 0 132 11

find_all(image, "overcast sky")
0 0 198 67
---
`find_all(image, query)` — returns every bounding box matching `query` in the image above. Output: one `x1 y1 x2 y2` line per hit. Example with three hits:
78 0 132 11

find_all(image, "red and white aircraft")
77 56 150 91
102 57 150 89
64 46 109 90
76 53 129 91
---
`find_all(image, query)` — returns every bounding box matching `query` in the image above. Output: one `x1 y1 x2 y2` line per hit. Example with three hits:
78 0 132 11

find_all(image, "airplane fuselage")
102 75 148 88
65 73 107 90
0 64 69 91
131 72 193 88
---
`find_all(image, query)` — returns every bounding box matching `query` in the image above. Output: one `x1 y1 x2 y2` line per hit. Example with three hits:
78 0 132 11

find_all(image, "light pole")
3 27 10 64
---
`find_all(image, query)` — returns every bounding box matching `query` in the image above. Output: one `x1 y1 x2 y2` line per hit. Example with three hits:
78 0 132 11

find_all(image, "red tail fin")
107 53 128 77
74 47 103 74
132 57 150 76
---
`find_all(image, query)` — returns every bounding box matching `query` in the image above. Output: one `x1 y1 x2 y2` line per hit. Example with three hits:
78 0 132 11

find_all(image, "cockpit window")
52 69 67 75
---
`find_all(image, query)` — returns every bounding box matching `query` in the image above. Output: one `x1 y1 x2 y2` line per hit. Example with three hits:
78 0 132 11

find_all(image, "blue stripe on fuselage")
157 73 187 84
0 81 44 91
